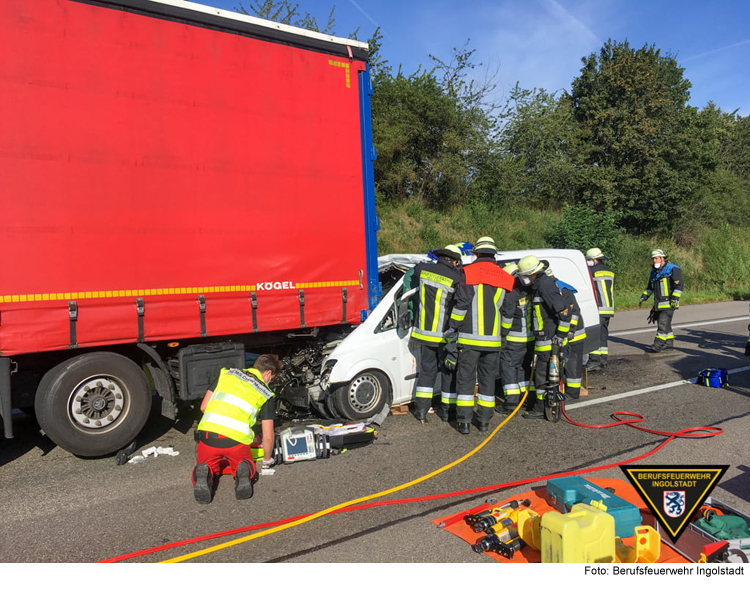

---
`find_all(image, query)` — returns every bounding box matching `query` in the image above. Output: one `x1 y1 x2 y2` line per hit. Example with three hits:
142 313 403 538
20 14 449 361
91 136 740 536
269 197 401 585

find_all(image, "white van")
317 250 601 422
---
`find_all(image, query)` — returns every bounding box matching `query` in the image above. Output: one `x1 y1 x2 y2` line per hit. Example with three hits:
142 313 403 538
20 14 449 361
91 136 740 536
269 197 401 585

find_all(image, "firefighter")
517 256 586 419
448 237 515 433
639 249 684 352
585 248 615 372
410 244 463 422
191 354 283 504
497 262 535 415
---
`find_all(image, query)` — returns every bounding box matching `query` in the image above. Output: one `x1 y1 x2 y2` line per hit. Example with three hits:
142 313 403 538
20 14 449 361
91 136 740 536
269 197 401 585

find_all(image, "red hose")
100 409 721 563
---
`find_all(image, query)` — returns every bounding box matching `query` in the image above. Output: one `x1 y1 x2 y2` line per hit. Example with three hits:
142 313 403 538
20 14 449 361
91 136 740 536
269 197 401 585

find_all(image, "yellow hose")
163 388 530 563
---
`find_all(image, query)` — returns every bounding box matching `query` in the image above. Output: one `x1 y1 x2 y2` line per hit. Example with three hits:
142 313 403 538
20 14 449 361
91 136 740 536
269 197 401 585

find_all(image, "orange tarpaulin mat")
432 478 689 563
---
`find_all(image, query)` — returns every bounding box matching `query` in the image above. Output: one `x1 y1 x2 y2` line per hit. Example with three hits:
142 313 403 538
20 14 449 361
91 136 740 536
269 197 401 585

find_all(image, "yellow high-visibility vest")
197 368 274 445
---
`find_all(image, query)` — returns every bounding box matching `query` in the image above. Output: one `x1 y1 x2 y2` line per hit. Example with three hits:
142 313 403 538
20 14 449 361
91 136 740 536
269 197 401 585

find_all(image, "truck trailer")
0 0 380 456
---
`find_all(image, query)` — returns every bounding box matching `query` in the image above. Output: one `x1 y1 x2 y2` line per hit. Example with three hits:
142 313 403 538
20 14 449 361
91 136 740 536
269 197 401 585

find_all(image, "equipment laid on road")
697 368 729 389
545 476 642 538
272 423 377 465
464 499 531 533
434 478 710 564
663 497 750 563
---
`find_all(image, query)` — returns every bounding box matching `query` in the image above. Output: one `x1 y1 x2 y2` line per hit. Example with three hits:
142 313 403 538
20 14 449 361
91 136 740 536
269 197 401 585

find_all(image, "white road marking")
611 316 749 337
567 366 750 410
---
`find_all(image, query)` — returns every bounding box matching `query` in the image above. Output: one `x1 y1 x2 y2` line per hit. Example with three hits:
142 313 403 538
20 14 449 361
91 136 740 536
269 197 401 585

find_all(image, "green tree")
495 84 583 208
233 1 339 34
569 40 708 233
372 44 500 207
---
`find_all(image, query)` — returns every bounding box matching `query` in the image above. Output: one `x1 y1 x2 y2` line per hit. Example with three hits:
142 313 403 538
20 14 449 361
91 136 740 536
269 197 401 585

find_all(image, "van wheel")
331 370 389 421
35 352 152 457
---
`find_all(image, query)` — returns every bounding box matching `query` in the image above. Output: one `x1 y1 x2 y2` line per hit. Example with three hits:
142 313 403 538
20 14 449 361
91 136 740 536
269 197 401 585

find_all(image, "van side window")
376 288 401 333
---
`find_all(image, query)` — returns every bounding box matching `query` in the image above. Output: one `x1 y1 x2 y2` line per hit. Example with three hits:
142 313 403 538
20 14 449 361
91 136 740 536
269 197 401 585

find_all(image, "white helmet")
474 236 498 255
517 255 544 277
585 247 608 261
503 262 519 276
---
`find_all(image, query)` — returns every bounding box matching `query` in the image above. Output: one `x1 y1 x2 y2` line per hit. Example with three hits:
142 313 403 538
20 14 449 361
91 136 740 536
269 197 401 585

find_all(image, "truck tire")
330 370 389 421
34 352 152 457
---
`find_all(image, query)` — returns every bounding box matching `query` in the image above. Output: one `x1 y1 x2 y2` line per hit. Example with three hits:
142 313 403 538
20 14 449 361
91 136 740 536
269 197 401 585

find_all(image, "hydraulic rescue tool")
544 345 565 423
464 499 531 531
472 525 519 553
471 499 532 533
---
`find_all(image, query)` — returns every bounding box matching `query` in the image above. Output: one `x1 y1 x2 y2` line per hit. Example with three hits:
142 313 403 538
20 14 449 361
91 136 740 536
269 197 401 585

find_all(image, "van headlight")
320 359 337 391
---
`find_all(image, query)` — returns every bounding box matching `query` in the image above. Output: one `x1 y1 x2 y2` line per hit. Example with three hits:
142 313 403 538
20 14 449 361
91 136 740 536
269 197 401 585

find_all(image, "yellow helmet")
517 255 544 276
503 262 519 276
433 244 462 261
473 236 498 255
650 248 666 259
585 247 608 261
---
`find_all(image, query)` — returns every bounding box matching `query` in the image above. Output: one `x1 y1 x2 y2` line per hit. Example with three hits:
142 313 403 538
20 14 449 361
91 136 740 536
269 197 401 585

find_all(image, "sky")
197 0 749 117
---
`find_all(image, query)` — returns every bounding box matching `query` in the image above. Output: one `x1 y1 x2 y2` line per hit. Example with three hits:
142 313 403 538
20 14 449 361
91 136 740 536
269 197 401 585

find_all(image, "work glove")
443 339 458 372
552 334 566 348
669 299 679 309
638 295 648 308
261 458 276 476
647 309 657 324
443 327 457 340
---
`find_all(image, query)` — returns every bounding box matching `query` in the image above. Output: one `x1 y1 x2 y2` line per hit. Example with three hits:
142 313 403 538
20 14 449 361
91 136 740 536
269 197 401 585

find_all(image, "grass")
377 200 750 312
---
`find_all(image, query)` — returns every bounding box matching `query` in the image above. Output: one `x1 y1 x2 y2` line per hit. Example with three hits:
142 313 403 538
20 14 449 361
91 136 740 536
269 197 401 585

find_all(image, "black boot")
523 399 545 420
435 404 452 422
471 417 489 432
235 460 254 500
455 422 471 434
193 462 214 505
648 340 665 353
496 395 520 415
412 404 429 422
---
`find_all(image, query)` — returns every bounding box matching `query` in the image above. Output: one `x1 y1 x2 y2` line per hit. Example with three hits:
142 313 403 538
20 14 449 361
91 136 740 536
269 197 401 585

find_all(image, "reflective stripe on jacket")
532 274 586 350
642 263 684 310
500 284 535 343
589 262 615 316
411 259 463 344
449 260 515 351
197 368 274 445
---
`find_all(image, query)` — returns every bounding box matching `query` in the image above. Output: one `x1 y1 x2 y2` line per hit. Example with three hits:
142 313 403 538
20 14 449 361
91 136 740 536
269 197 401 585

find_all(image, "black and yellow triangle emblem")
620 465 728 543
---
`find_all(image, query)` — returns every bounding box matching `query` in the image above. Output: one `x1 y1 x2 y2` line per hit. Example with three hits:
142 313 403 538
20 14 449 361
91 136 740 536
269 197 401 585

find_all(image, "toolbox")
546 476 642 539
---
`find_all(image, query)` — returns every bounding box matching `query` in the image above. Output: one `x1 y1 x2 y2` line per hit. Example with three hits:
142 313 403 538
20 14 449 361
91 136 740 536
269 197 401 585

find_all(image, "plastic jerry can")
541 503 616 563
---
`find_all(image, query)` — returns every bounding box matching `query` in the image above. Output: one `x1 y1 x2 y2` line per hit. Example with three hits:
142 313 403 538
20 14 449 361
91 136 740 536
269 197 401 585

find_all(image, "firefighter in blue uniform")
447 237 515 433
585 248 614 372
517 256 586 419
639 248 683 352
409 244 463 422
497 262 535 414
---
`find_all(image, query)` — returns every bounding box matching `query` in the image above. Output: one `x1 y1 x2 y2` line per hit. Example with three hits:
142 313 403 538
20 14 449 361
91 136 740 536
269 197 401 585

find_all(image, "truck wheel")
34 352 152 457
331 370 389 421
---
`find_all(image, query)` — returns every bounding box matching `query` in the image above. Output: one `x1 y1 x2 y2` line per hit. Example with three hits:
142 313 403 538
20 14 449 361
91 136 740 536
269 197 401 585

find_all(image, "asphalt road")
1 301 749 564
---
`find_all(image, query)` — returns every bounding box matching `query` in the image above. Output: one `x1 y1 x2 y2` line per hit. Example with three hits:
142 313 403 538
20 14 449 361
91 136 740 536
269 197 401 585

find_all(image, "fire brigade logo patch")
664 490 685 518
620 465 728 543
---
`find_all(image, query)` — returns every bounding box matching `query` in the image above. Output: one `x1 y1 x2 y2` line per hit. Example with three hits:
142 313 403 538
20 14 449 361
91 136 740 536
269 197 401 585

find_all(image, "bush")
544 203 623 260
